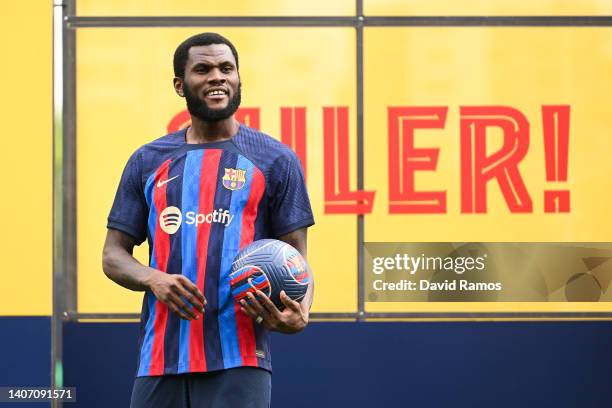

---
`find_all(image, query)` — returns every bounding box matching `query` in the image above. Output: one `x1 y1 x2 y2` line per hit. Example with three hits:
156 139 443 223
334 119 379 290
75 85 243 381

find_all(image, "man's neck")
186 116 240 144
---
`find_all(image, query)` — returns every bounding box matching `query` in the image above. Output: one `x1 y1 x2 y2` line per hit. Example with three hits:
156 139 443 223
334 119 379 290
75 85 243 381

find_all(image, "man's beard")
183 82 242 122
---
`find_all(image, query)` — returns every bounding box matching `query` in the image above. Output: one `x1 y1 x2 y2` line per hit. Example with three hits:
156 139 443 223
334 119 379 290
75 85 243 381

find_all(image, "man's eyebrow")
191 60 235 68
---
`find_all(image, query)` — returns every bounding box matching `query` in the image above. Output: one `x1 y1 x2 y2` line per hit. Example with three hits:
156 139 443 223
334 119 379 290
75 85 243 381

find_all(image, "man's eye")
222 66 232 73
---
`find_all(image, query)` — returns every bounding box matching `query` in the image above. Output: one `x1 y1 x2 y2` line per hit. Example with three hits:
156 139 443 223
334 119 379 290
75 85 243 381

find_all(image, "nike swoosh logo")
156 175 179 188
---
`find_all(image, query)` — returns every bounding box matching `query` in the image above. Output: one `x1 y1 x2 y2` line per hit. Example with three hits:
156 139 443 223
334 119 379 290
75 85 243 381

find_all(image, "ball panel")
230 239 310 309
229 265 272 302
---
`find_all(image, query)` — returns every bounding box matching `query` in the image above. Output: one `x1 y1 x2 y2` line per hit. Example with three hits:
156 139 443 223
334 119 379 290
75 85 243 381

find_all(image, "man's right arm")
102 228 206 320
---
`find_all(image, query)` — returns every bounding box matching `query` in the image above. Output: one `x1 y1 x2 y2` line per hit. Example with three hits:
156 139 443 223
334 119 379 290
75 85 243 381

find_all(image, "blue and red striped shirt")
107 125 314 377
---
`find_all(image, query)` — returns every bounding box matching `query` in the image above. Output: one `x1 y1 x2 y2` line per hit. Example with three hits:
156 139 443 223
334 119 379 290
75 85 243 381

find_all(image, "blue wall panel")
0 317 51 408
63 321 139 408
62 321 612 408
271 322 612 408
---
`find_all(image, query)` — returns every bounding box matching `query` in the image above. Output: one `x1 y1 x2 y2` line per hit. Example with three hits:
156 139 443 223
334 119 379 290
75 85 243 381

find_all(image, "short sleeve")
107 150 148 245
268 152 315 237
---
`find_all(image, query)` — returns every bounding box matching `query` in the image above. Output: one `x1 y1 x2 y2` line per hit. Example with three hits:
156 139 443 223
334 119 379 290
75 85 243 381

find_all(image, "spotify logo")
159 206 182 234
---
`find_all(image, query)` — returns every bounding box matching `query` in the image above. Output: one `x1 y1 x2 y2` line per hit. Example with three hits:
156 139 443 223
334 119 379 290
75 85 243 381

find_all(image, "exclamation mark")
542 105 570 213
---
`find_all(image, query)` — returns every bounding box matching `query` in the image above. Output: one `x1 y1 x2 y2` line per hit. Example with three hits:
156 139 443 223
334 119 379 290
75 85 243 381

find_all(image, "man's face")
178 43 241 122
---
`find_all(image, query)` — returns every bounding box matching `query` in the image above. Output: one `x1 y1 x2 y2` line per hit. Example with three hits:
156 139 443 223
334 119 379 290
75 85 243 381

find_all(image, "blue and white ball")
230 239 310 309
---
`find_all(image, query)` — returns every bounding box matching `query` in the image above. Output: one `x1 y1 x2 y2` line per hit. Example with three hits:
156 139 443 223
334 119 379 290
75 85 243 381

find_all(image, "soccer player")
102 32 315 408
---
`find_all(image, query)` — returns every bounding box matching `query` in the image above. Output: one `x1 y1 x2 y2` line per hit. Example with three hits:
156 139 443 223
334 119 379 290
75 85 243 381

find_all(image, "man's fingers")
280 290 301 312
255 290 281 317
177 275 206 301
245 292 269 318
174 283 205 313
240 296 270 327
177 310 192 320
169 302 192 320
168 293 197 320
239 299 258 319
177 276 206 309
239 306 251 319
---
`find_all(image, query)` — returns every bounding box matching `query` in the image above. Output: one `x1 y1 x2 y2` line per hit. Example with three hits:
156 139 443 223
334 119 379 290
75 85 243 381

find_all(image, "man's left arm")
239 227 314 334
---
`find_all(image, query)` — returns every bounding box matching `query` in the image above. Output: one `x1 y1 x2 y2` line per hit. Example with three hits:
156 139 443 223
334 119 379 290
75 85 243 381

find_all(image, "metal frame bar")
356 0 366 322
52 2 64 402
365 16 612 26
65 15 612 28
67 16 358 28
63 2 78 329
67 312 612 321
54 2 77 407
53 1 76 407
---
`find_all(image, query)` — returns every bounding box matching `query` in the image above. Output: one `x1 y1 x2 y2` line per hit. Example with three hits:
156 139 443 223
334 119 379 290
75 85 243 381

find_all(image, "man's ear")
173 77 184 97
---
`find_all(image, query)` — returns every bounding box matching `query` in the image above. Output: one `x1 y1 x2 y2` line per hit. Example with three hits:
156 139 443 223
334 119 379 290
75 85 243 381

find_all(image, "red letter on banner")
460 106 532 213
167 110 191 133
388 107 447 214
235 108 260 130
542 105 571 213
323 107 375 214
280 107 307 182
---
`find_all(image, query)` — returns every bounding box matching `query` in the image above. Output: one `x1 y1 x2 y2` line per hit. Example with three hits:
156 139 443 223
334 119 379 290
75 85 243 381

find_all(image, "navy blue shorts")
130 367 271 408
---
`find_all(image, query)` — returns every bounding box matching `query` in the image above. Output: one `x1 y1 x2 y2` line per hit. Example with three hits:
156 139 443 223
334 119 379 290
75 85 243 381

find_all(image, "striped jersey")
107 124 314 377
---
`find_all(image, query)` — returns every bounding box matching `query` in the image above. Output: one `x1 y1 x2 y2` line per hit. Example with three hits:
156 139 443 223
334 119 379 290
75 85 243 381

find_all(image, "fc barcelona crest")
222 168 247 190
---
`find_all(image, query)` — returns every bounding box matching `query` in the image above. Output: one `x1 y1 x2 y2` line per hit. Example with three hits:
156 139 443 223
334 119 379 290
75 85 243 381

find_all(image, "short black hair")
173 32 239 79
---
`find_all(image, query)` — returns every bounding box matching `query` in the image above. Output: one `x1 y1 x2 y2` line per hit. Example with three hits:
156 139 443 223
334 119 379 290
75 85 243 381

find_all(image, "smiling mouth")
205 89 228 98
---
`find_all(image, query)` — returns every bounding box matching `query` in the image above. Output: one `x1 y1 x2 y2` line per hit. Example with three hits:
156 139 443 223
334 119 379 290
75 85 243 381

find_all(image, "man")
102 32 314 408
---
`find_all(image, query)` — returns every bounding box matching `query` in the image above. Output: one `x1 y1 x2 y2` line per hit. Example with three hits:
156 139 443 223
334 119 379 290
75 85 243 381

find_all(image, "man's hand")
239 290 308 334
103 229 207 321
146 270 206 321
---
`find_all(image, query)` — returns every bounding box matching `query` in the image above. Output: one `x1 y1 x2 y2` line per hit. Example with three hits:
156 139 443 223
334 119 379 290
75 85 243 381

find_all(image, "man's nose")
208 67 225 83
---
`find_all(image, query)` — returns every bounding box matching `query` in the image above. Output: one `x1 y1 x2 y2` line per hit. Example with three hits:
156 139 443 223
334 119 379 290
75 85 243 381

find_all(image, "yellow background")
76 0 612 17
0 0 52 315
364 27 612 312
77 28 358 313
76 0 355 16
2 1 610 317
364 0 612 16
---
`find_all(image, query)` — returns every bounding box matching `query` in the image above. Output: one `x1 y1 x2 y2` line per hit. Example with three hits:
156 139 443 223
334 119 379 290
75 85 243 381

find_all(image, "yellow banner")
364 28 612 242
77 28 357 313
0 0 52 316
364 27 612 313
76 26 612 315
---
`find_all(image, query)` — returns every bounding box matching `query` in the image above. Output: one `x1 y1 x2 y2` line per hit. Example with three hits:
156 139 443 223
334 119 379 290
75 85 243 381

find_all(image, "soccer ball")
229 239 310 310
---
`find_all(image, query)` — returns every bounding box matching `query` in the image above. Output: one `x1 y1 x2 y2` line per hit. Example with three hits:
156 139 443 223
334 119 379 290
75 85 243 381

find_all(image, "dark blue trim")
61 320 612 408
0 317 50 408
